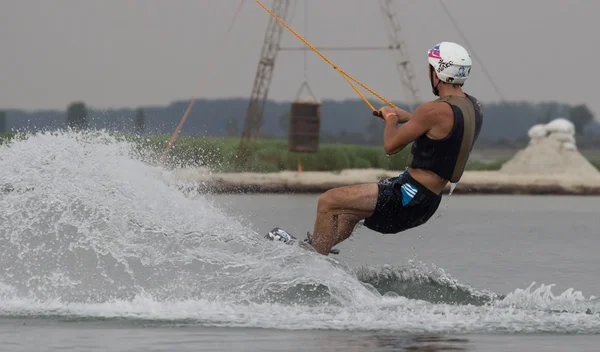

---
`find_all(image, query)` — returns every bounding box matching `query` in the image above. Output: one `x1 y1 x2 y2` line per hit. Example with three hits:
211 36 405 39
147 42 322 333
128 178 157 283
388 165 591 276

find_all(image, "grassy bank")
131 135 414 173
131 135 515 173
0 132 14 145
0 131 535 173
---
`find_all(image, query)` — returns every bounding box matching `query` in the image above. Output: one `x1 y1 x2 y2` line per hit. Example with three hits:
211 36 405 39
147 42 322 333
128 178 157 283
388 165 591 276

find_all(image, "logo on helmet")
456 66 466 78
436 59 453 73
428 44 441 59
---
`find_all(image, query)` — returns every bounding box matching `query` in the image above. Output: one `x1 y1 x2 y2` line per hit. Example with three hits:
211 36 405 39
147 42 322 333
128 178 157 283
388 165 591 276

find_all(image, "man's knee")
317 189 339 214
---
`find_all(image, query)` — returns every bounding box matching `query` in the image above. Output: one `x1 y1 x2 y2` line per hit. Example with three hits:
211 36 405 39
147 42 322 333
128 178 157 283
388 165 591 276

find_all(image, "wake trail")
0 130 598 334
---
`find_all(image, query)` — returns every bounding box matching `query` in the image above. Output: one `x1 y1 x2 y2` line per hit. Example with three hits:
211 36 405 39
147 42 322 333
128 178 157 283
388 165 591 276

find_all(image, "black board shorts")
363 170 442 234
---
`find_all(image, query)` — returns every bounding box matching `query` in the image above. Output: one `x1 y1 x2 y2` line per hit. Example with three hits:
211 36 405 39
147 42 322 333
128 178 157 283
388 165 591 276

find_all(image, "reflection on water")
406 335 470 351
318 333 470 351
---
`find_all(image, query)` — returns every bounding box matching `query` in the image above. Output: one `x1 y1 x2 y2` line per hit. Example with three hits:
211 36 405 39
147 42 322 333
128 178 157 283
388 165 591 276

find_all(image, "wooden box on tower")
288 96 321 153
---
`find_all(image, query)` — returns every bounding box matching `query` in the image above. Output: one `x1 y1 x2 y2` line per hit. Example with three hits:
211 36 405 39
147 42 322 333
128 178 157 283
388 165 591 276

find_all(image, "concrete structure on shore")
500 118 600 178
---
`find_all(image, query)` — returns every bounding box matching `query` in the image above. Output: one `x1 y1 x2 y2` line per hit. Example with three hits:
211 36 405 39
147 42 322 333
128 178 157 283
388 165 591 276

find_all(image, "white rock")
548 131 576 144
500 137 598 177
528 124 548 139
545 118 575 135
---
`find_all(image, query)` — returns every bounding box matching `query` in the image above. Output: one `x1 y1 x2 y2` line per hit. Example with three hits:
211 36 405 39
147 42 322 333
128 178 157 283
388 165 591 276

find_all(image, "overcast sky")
1 0 598 118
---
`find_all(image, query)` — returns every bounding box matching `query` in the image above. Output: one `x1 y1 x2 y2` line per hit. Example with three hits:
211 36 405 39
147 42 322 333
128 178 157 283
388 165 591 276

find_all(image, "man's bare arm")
383 102 438 155
391 107 412 122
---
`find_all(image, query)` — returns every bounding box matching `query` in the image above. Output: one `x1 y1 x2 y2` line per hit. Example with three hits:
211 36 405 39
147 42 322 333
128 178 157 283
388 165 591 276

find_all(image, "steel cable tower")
379 0 421 111
236 0 292 167
236 0 420 165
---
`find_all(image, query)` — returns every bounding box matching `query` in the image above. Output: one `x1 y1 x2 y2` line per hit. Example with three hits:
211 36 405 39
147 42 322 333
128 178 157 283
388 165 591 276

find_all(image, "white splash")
0 130 598 334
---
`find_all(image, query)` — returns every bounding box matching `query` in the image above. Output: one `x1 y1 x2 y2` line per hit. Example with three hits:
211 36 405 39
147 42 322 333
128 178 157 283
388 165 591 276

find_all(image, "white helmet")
427 42 472 85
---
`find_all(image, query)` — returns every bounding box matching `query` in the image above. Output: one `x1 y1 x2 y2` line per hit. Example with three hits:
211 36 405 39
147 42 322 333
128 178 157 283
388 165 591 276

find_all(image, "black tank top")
407 94 483 183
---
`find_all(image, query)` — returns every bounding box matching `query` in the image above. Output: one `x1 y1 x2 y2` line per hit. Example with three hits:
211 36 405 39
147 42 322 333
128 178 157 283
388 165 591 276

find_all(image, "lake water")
1 131 599 351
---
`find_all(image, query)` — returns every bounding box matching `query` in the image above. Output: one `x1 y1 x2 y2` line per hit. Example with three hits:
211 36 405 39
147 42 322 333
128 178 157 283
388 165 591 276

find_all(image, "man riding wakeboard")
267 41 483 256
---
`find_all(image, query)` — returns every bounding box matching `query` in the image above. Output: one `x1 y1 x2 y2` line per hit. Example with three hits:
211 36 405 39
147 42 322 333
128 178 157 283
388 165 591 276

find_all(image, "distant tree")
279 111 290 136
225 115 239 137
537 103 559 124
66 101 87 130
568 104 594 135
366 116 383 145
134 108 145 133
0 111 6 133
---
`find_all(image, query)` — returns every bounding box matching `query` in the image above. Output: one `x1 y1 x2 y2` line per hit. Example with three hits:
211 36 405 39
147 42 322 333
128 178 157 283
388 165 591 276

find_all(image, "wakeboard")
264 227 340 255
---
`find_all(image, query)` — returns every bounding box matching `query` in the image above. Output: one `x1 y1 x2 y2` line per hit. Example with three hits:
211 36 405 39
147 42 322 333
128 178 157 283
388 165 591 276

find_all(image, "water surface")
0 131 598 351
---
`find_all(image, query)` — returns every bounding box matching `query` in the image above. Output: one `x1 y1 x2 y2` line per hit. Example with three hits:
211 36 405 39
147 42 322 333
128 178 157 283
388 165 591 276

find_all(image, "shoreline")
173 169 600 196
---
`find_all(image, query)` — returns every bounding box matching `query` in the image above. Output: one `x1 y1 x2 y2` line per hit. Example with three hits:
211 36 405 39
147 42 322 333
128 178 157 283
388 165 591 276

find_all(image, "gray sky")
1 0 598 118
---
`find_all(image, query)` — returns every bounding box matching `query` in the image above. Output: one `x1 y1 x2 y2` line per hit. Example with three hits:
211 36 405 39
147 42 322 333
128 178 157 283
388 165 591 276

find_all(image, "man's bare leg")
310 183 379 255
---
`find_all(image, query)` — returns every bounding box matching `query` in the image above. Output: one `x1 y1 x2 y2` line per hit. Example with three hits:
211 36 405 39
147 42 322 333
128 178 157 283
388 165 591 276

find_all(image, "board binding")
264 227 340 255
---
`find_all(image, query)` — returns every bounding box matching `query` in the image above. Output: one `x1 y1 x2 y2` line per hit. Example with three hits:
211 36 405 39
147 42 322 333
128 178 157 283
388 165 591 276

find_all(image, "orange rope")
159 0 245 165
255 0 396 111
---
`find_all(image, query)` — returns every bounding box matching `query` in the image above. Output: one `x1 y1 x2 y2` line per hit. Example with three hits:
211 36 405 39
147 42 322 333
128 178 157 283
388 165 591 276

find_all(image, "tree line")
65 101 146 133
0 98 597 148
